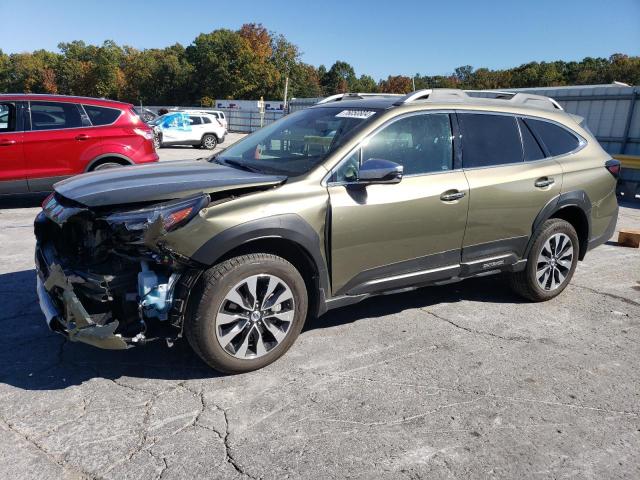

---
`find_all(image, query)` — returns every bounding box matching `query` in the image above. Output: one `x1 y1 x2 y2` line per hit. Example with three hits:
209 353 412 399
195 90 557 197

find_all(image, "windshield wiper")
216 158 262 173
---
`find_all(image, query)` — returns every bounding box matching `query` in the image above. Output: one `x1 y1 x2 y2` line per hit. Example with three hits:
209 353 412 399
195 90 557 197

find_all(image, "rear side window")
459 113 523 168
30 101 82 131
83 105 121 126
518 118 545 161
524 118 580 157
202 116 212 124
0 103 16 132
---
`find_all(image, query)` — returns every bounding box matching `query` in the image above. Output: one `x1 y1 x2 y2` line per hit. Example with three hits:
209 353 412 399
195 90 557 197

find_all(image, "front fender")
189 213 330 295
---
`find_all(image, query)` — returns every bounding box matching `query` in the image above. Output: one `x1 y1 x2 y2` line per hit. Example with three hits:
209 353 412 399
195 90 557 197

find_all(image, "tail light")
134 127 154 141
42 193 55 209
605 159 621 178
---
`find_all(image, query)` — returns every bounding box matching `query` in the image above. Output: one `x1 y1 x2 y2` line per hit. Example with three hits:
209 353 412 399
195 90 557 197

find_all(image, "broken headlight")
105 193 210 232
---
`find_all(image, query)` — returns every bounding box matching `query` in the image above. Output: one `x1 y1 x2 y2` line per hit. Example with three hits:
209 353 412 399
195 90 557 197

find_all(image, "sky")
1 0 639 80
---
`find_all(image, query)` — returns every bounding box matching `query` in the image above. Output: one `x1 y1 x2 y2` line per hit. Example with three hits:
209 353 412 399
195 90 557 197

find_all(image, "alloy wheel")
204 136 216 149
215 274 295 359
536 233 574 291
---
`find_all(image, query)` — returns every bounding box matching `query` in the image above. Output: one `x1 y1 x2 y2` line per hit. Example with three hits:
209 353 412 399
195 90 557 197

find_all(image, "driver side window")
331 113 454 182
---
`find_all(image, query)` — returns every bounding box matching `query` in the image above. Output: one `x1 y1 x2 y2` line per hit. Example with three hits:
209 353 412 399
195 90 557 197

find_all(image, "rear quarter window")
83 105 122 126
459 113 523 168
524 118 580 157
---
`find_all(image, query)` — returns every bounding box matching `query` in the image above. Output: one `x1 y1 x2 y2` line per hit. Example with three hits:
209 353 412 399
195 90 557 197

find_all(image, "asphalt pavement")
0 184 638 478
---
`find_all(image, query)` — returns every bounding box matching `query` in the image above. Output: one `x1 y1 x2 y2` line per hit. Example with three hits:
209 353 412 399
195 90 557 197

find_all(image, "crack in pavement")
181 384 258 480
571 283 640 308
0 414 95 479
422 309 531 342
291 398 482 428
307 371 640 423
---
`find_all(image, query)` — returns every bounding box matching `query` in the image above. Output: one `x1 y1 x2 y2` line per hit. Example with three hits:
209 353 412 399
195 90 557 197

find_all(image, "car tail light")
42 193 55 209
134 127 154 140
605 159 621 178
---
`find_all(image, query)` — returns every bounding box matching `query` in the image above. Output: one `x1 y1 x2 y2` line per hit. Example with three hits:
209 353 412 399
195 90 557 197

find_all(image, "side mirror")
357 158 403 184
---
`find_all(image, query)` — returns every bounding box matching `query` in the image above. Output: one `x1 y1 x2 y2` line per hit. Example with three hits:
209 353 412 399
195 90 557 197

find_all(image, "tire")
201 134 217 150
91 161 124 171
509 218 579 302
185 254 308 373
153 135 162 149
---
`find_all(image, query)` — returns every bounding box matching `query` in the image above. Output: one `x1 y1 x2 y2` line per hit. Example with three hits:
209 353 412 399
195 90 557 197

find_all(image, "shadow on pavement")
0 267 523 391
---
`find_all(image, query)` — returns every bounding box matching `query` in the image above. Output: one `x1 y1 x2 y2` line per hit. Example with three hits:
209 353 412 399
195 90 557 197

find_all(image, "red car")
0 94 158 194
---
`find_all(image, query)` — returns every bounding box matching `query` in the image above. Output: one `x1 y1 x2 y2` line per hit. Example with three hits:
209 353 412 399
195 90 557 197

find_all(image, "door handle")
440 190 466 202
534 177 555 188
0 139 17 146
75 134 90 141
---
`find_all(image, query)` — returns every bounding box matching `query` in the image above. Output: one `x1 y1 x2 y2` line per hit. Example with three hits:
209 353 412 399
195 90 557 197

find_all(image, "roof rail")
391 88 563 111
393 89 469 105
465 90 563 110
509 93 563 110
316 93 403 104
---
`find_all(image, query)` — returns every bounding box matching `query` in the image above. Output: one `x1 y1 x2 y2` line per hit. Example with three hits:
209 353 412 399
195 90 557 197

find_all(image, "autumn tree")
0 26 638 103
378 75 412 93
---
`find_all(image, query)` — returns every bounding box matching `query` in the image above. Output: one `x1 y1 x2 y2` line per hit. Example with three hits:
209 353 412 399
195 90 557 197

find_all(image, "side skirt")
323 256 527 314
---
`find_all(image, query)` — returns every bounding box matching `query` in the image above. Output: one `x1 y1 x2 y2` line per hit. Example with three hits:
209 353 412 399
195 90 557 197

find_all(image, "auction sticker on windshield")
335 110 376 119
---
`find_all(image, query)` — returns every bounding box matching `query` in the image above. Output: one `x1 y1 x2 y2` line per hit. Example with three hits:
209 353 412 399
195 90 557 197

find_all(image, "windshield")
214 106 381 176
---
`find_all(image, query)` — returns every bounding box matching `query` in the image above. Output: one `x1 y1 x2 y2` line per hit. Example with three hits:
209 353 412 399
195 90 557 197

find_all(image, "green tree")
352 74 377 92
321 61 356 94
0 50 9 92
7 50 60 93
187 29 262 100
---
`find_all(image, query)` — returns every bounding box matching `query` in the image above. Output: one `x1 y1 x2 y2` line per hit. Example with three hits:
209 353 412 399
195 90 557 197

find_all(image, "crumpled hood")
54 160 286 207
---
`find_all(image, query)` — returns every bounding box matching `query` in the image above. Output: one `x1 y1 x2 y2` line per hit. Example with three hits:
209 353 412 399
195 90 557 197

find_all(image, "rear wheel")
185 254 308 373
202 134 217 150
509 219 579 301
91 161 124 171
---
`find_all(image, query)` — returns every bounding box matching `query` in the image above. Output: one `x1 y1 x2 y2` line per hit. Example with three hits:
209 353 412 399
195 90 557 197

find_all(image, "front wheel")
185 254 308 373
509 218 579 302
201 134 217 150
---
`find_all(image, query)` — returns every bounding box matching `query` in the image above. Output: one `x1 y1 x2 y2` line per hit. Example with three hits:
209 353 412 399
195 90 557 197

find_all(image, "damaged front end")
35 193 207 349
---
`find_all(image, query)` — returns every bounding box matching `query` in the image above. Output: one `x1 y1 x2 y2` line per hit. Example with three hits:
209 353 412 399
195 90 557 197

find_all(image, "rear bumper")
133 151 160 164
587 205 619 252
35 243 129 350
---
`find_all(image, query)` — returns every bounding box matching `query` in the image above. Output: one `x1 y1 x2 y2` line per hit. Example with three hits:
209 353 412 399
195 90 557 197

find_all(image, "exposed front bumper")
35 244 129 350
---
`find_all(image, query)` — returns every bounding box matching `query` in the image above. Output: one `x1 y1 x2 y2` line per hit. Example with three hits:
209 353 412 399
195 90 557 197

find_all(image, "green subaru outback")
35 89 620 373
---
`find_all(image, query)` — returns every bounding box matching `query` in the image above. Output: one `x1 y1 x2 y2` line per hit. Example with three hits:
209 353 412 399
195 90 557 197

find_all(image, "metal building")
502 84 639 157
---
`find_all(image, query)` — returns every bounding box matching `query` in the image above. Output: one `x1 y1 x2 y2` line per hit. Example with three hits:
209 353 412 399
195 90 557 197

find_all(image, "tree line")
0 23 638 105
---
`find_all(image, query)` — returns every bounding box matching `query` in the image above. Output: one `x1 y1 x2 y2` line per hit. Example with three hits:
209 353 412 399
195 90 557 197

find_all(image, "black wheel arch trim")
189 213 330 312
86 153 134 172
526 190 592 259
